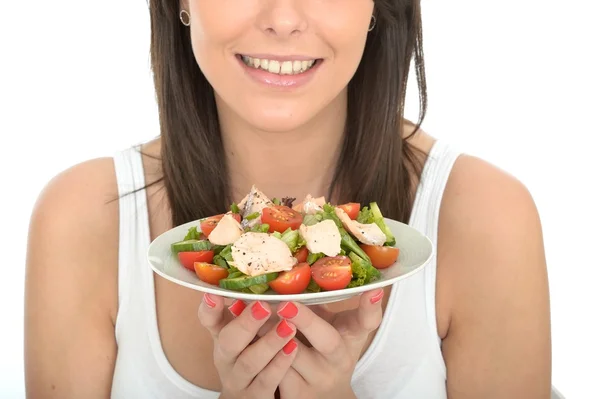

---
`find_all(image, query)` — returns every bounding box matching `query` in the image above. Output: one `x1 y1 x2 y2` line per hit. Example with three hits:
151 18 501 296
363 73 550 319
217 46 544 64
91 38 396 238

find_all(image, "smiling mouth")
237 54 321 75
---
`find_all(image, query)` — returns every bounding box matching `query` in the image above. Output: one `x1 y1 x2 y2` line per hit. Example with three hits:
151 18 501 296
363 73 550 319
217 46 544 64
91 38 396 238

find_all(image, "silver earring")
180 9 191 27
368 15 376 32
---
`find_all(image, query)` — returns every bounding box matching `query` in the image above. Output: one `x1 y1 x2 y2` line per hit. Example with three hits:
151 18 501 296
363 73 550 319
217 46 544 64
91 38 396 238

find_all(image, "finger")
279 365 307 399
233 319 297 388
229 301 278 345
215 301 272 368
309 304 336 322
256 318 280 339
276 302 346 364
287 336 329 384
197 293 228 339
291 340 354 396
249 338 299 396
357 289 384 331
335 289 384 352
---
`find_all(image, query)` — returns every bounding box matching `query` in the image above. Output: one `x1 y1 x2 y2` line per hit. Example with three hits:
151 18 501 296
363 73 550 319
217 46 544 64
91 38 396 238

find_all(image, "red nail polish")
370 290 384 304
276 320 294 338
204 293 216 308
251 302 270 320
282 339 297 355
228 300 246 317
277 302 298 319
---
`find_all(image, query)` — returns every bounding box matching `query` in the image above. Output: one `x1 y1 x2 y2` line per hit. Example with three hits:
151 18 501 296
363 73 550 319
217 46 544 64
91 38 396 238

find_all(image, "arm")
438 156 551 399
24 158 120 398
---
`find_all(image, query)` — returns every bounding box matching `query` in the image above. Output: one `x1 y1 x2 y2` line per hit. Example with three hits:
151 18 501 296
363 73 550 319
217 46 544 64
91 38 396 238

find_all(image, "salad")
170 185 400 294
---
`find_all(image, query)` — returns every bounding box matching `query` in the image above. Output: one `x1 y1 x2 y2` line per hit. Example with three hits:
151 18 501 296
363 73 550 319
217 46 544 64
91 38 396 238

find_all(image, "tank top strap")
410 139 463 232
411 139 463 349
112 145 151 331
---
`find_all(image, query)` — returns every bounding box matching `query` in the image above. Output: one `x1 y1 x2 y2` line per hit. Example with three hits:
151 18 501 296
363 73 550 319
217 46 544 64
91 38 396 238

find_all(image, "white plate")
148 218 433 305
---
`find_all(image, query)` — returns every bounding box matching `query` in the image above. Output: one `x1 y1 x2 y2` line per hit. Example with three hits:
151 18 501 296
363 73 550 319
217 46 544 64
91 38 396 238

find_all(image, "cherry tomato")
294 246 309 263
178 251 214 271
268 263 311 294
311 256 352 291
230 212 242 223
194 262 229 285
359 245 399 269
261 206 303 233
338 203 361 220
200 213 242 236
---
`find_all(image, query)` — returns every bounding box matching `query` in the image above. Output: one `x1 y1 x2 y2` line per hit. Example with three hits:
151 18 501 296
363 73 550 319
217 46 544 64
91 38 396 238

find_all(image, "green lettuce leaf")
183 226 201 241
307 252 326 265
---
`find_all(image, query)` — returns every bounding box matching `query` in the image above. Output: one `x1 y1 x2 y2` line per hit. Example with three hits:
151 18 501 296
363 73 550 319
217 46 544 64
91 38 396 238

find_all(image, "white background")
1 1 598 398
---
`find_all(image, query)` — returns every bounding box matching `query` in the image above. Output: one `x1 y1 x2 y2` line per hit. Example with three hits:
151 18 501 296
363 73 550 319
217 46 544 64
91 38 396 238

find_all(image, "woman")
24 0 551 398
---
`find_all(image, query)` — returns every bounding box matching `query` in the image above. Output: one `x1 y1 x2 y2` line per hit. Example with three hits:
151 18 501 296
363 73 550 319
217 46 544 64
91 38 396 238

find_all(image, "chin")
247 114 308 133
241 104 315 134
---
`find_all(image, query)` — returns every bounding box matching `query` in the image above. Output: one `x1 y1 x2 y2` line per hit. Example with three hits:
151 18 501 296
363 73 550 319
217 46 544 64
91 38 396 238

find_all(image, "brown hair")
148 0 427 227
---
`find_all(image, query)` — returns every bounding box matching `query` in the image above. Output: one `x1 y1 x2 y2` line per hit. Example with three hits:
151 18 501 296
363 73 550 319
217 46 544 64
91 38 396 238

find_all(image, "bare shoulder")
28 157 120 271
440 154 543 234
24 156 120 398
436 154 552 398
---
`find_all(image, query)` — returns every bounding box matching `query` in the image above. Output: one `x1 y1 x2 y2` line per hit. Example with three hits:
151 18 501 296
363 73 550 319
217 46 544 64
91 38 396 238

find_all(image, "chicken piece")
237 193 249 210
334 207 386 246
230 232 297 277
293 194 327 215
241 185 274 229
207 214 243 245
299 219 342 257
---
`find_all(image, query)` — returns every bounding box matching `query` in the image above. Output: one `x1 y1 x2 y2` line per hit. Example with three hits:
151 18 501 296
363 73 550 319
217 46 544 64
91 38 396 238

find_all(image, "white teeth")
241 55 318 75
281 61 293 75
293 60 302 73
268 60 280 73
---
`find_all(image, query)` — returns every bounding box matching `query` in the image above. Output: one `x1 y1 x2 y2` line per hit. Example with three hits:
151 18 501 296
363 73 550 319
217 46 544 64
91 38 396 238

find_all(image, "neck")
216 92 347 204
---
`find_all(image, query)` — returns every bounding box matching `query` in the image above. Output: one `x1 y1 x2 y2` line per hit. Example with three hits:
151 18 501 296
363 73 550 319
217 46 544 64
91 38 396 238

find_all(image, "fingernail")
276 319 294 338
228 300 246 317
277 302 298 319
282 339 297 355
251 302 270 320
370 289 384 305
204 293 216 308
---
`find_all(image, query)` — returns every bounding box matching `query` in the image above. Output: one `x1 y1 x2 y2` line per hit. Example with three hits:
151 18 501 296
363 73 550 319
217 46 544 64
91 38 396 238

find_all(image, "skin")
24 1 551 398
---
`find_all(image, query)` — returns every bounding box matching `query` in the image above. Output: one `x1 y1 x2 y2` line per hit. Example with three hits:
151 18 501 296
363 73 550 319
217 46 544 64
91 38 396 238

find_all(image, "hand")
277 289 385 399
198 294 299 399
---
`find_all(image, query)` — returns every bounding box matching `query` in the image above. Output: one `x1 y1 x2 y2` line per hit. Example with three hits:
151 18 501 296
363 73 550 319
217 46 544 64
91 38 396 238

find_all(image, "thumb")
357 288 384 332
334 289 384 348
197 293 228 339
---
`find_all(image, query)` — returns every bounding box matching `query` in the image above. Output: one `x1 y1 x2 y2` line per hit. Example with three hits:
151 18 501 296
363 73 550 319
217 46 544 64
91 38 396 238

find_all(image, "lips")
236 54 323 88
239 55 320 75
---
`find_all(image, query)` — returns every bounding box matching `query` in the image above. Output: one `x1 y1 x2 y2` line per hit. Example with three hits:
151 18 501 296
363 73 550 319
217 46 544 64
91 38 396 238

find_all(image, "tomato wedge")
338 202 360 220
261 206 303 233
311 256 352 291
178 251 214 271
268 263 311 294
293 246 309 263
359 245 399 269
200 213 242 236
194 262 229 285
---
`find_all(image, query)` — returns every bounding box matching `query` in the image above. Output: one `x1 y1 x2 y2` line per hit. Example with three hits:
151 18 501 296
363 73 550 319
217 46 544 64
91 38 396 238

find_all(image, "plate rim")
147 218 434 302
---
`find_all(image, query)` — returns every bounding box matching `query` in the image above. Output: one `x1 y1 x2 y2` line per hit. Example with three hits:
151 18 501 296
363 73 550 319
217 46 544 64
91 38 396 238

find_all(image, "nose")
258 1 308 38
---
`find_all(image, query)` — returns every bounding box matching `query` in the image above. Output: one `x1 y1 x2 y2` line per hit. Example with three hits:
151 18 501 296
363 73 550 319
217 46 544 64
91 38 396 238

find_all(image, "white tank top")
110 140 461 399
